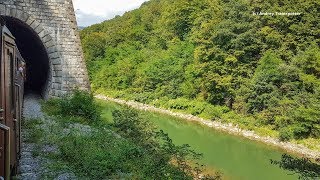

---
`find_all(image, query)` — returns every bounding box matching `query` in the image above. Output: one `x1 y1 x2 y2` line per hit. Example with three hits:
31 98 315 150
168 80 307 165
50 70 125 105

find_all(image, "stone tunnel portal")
2 16 50 97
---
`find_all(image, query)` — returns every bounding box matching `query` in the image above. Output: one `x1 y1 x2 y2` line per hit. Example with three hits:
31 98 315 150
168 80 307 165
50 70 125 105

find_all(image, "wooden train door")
0 124 10 180
0 28 7 180
5 37 17 175
0 31 17 179
0 35 5 179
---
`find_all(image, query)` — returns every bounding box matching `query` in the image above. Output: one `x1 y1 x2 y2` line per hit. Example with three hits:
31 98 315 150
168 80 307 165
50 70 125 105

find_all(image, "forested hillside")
80 0 320 144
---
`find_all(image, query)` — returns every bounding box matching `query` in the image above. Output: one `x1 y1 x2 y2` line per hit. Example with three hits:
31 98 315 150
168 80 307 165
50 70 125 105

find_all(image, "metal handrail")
0 123 10 180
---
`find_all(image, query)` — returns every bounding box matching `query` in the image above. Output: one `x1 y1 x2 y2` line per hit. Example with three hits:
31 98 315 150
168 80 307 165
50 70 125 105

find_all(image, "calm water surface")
99 100 299 180
145 113 299 180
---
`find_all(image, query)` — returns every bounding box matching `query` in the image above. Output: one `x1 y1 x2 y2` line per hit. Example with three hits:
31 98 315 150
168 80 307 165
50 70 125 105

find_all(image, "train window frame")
6 48 15 113
10 52 14 112
16 57 18 77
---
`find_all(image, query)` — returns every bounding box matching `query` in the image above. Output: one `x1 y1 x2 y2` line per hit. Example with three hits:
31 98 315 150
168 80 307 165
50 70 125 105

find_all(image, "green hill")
80 0 320 144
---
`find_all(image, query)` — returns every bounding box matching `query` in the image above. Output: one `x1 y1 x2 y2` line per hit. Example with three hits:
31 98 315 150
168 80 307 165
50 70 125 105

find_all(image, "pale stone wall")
0 0 90 97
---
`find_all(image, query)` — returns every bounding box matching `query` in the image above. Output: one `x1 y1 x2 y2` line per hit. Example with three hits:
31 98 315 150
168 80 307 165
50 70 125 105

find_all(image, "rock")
17 173 37 180
68 123 92 135
42 145 59 154
23 94 45 119
19 158 34 166
19 165 32 173
55 172 77 180
20 151 33 158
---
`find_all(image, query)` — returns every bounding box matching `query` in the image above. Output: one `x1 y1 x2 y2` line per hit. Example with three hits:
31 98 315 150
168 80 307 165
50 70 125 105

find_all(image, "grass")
21 118 43 129
294 138 320 151
26 128 44 143
37 92 217 179
95 99 120 123
22 118 44 143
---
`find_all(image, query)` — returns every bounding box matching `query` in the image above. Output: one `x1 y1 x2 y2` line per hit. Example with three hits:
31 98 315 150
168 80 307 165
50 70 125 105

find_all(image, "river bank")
95 94 320 160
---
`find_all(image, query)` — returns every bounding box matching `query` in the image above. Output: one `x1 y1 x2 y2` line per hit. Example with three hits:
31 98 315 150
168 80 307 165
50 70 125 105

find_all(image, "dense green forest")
80 0 320 144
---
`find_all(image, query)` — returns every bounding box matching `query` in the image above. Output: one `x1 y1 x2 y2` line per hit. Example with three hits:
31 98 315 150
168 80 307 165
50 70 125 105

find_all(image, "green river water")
99 100 299 180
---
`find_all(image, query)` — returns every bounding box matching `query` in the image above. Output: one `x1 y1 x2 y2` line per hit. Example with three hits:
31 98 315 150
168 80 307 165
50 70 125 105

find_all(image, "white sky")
73 0 149 27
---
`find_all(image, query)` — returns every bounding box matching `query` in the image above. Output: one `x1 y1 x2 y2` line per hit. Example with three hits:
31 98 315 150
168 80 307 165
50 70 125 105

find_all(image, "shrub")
166 98 190 110
311 124 320 138
291 124 311 139
60 90 101 122
279 128 293 141
112 108 155 145
274 115 292 129
59 130 143 179
131 91 156 103
189 101 206 116
112 108 217 179
291 107 320 139
23 118 44 143
202 105 230 120
41 98 61 116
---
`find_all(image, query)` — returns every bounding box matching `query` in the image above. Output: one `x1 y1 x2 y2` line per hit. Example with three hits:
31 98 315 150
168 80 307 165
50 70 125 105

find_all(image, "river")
98 100 299 180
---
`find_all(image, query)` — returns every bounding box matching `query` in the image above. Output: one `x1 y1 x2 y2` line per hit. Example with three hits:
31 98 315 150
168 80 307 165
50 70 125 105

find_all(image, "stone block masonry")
0 0 90 98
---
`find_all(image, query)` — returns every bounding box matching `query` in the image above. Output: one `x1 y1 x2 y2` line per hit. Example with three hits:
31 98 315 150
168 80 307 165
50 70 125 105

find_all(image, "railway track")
16 94 77 180
17 94 44 179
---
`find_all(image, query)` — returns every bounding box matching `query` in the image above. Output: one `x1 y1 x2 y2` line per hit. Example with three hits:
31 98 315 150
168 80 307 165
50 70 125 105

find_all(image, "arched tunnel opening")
1 16 50 97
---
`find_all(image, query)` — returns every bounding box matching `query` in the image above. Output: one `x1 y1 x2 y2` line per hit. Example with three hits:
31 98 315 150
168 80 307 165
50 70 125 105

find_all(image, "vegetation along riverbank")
95 94 320 160
37 90 220 179
80 0 320 157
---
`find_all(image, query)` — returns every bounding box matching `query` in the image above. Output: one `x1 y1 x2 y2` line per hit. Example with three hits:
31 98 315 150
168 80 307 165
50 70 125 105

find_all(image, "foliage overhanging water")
99 100 299 180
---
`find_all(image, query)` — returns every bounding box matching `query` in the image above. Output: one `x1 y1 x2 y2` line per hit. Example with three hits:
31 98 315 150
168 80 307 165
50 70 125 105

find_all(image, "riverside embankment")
95 94 320 160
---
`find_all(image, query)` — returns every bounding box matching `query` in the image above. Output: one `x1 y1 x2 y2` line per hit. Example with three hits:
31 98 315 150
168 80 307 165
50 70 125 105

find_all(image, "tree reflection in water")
271 154 320 179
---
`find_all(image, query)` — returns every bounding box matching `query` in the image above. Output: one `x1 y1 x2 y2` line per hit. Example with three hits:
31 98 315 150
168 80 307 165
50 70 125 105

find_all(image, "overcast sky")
73 0 149 27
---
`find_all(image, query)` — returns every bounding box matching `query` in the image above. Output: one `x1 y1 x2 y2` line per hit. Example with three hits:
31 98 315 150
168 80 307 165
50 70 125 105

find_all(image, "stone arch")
0 6 63 98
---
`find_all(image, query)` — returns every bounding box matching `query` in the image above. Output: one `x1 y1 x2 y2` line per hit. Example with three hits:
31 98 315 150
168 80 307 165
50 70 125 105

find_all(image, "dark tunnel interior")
2 16 49 96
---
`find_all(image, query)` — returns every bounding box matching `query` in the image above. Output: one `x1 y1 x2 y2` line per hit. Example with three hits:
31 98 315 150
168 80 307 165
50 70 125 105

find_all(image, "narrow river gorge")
96 97 309 180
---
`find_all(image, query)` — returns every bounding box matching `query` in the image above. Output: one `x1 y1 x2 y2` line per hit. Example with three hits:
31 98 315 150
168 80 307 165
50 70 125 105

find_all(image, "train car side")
0 24 25 180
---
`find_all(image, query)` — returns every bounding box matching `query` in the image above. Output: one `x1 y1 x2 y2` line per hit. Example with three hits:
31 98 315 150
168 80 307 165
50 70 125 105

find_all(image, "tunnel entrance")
1 16 50 97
